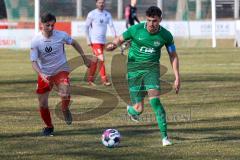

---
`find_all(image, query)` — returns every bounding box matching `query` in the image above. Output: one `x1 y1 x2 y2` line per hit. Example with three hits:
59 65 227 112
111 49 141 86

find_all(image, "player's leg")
127 71 146 122
97 44 111 86
36 75 54 136
87 44 98 85
144 64 172 146
134 16 140 23
148 90 172 146
53 71 72 125
127 99 144 122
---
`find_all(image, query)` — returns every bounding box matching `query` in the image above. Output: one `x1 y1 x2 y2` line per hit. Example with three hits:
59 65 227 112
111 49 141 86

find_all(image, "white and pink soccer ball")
101 129 121 148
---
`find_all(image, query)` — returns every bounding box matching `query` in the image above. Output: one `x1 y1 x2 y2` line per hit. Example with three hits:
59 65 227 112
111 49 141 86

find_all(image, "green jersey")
123 22 174 63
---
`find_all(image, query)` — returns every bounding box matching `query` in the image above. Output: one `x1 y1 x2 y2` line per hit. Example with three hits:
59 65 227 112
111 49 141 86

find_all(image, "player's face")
42 20 55 36
131 0 137 6
96 0 105 11
146 16 161 34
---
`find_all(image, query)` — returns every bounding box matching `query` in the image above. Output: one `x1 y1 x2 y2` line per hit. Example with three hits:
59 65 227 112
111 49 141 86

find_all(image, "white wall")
0 20 239 49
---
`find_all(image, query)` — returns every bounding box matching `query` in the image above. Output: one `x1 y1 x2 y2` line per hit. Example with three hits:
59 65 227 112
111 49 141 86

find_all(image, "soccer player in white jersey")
30 13 90 136
85 0 117 86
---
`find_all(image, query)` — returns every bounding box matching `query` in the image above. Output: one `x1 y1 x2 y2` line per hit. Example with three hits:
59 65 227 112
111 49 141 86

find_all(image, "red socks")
88 61 97 82
99 61 107 81
88 61 107 82
61 96 71 111
39 107 53 128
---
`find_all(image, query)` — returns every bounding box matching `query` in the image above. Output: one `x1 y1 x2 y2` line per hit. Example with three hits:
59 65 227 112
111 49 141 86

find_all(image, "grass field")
0 40 240 160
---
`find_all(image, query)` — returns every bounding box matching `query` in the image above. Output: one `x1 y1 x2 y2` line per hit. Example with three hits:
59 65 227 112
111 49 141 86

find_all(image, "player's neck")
42 31 53 38
97 8 104 12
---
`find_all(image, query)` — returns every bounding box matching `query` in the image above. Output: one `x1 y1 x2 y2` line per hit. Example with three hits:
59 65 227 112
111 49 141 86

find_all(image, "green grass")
0 40 240 160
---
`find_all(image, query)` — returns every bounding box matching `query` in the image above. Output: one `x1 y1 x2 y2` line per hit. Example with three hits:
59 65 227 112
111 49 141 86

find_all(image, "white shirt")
85 9 116 44
30 30 73 76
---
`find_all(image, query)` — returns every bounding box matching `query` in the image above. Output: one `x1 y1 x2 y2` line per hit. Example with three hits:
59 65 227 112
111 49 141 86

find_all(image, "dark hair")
41 13 56 23
146 6 162 18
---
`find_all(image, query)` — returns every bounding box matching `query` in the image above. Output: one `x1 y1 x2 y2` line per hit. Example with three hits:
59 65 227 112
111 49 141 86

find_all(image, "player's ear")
159 17 162 22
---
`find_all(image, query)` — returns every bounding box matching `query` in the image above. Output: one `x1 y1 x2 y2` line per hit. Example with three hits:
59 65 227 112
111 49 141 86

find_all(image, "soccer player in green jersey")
109 6 180 146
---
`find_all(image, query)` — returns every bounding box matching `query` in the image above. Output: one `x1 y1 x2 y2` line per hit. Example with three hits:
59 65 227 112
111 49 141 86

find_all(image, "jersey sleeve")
62 32 73 45
122 25 135 41
30 38 39 61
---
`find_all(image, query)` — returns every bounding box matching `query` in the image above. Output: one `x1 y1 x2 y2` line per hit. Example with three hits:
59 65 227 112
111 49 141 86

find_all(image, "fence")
0 0 240 48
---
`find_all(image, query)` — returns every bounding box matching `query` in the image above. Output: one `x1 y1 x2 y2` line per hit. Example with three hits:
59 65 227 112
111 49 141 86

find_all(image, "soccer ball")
101 129 121 148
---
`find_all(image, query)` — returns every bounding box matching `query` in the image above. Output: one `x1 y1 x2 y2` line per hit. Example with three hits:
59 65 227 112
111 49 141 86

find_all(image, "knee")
97 55 104 62
38 95 48 107
98 59 104 63
61 95 70 101
39 99 48 107
58 87 70 97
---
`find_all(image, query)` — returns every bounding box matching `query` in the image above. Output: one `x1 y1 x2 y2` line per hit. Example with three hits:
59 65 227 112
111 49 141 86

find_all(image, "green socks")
149 98 168 139
128 99 168 139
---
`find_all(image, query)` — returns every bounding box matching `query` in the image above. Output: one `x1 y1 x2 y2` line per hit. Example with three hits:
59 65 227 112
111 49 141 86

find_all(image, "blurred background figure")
125 0 140 29
85 0 117 86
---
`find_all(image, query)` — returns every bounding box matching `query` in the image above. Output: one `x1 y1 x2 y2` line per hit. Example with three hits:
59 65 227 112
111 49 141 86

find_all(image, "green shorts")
127 62 160 104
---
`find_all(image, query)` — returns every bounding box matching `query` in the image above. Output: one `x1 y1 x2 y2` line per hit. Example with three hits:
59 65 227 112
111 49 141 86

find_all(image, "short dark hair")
146 6 162 18
41 13 56 23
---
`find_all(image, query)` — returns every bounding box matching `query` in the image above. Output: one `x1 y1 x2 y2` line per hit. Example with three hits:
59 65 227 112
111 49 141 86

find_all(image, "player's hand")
40 73 49 83
174 78 180 94
105 42 117 51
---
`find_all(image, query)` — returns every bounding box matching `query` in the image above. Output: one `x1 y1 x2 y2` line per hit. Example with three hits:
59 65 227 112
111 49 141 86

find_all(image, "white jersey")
30 30 73 76
85 9 116 44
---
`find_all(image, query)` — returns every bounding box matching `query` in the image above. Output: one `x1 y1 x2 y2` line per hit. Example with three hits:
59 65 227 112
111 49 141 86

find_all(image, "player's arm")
113 35 125 46
30 44 49 83
106 26 133 52
85 13 92 46
105 35 124 51
31 61 49 83
71 39 91 68
108 14 117 38
167 45 180 94
134 9 140 23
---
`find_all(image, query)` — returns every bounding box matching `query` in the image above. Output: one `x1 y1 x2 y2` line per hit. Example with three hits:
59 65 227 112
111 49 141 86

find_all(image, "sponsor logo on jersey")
140 46 156 54
45 46 52 53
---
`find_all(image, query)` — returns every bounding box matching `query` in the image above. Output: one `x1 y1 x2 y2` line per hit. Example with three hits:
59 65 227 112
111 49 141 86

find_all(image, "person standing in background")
125 0 140 28
85 0 117 86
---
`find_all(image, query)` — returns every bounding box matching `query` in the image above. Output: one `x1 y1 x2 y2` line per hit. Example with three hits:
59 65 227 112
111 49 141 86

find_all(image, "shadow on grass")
1 116 240 142
55 85 119 121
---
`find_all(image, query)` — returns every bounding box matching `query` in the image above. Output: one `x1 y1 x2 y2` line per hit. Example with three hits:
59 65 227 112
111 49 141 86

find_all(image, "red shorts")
91 43 104 56
36 71 70 94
